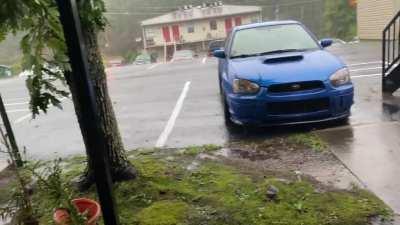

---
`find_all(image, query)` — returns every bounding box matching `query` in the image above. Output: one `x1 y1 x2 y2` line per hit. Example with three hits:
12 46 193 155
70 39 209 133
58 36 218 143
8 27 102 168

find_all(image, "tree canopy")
324 0 357 41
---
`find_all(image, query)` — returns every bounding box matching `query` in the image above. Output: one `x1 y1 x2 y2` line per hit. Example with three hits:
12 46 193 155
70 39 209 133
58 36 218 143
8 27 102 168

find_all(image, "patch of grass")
0 168 15 205
0 181 14 205
11 147 391 225
136 201 189 225
289 133 328 152
181 145 221 156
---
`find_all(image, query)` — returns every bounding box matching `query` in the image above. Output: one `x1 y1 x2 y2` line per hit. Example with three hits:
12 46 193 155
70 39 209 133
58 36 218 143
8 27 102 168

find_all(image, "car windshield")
0 66 10 77
230 24 320 58
136 55 150 60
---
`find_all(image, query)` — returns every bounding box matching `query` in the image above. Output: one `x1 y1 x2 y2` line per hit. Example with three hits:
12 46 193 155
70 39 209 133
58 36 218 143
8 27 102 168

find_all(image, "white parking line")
351 73 381 79
14 114 32 124
202 57 207 64
4 97 28 102
155 81 191 148
4 101 29 106
350 67 381 72
348 61 382 67
12 96 69 125
6 109 30 113
147 64 159 70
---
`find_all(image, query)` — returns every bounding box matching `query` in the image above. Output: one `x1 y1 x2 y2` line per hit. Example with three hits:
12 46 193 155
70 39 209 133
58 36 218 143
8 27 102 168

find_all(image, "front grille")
268 81 324 93
267 98 330 115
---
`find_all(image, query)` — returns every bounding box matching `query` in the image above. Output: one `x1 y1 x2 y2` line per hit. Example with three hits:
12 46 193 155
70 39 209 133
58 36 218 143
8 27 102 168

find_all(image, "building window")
210 20 217 30
145 28 155 44
251 16 260 24
187 23 195 33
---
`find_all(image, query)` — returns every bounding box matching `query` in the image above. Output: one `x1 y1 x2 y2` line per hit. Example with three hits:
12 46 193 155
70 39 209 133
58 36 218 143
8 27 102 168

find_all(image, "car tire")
333 116 350 126
222 97 239 128
218 74 223 94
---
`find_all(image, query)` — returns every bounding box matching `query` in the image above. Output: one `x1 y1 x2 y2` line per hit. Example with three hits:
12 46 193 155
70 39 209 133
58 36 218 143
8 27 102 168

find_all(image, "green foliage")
0 0 107 116
32 159 87 224
289 133 328 152
0 166 37 224
137 201 189 225
18 148 389 225
181 144 221 156
123 50 139 64
324 0 357 41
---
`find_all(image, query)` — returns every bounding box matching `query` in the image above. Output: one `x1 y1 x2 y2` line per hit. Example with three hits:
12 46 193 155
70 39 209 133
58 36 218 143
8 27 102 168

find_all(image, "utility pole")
0 94 23 167
55 0 119 224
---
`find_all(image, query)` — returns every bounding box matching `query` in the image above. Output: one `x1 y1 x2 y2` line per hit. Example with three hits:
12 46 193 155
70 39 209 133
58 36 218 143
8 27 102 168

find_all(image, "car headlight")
330 68 351 87
233 79 260 94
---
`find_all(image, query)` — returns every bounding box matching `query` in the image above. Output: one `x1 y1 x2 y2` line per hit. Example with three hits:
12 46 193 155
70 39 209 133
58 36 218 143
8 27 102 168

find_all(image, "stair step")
383 65 400 93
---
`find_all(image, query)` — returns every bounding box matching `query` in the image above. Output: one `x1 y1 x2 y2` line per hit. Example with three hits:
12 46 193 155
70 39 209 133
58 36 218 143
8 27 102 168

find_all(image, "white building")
141 2 262 60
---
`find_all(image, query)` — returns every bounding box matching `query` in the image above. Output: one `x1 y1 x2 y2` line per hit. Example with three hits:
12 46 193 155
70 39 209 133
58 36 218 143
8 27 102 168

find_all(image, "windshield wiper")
258 49 307 56
230 49 307 59
230 53 259 59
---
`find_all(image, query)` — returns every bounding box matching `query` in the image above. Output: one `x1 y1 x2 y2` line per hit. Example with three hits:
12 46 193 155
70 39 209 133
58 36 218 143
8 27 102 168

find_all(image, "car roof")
233 20 302 32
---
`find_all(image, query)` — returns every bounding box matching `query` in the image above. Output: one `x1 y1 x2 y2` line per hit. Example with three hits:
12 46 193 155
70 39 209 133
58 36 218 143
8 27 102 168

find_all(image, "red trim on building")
172 25 180 42
162 26 171 43
234 17 242 26
225 18 233 35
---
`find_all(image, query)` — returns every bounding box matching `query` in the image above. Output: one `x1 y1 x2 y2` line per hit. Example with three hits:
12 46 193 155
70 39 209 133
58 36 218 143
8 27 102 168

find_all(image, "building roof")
141 4 262 26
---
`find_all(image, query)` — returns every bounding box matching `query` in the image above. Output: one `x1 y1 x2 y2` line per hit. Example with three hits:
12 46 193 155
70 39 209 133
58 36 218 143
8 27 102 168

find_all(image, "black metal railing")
383 10 400 81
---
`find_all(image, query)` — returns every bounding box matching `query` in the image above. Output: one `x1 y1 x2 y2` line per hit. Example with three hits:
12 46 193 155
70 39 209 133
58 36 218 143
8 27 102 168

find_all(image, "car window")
136 55 150 60
230 24 319 57
174 50 193 57
0 66 11 77
224 32 233 54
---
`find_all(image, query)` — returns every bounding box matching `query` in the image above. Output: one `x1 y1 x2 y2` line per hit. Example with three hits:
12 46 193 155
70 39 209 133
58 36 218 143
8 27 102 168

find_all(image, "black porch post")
0 94 23 167
55 0 119 224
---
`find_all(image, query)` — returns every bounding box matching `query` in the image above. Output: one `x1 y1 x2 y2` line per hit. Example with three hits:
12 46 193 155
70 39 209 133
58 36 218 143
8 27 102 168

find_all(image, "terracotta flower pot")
53 208 70 225
54 198 101 225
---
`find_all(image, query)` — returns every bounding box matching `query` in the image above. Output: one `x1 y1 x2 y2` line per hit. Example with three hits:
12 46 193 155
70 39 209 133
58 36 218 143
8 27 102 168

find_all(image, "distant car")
108 59 123 67
208 40 225 56
172 50 196 62
214 21 354 126
0 65 12 78
134 54 152 65
18 64 61 78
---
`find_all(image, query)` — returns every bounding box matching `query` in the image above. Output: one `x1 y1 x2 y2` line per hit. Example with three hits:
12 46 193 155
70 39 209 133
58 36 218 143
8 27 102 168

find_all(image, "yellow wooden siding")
357 0 397 40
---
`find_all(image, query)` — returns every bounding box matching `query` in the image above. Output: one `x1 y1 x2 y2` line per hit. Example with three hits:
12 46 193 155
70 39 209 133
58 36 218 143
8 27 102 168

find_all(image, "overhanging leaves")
0 0 107 116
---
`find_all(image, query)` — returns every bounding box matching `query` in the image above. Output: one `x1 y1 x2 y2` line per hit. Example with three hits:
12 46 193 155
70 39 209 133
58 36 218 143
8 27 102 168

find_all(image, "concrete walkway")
317 42 400 216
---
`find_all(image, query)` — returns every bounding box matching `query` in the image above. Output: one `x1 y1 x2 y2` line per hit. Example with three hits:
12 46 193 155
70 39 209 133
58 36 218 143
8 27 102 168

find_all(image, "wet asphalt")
1 41 400 215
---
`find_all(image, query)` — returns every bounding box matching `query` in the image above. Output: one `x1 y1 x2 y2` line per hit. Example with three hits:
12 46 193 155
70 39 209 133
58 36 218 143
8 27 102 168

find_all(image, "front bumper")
226 84 354 126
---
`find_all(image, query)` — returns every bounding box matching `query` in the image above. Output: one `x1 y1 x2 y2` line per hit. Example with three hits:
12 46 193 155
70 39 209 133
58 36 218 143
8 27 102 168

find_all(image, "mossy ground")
0 143 392 225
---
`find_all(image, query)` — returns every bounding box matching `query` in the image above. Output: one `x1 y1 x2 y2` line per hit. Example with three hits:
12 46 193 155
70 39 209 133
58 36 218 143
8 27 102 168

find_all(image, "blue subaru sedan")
213 21 354 126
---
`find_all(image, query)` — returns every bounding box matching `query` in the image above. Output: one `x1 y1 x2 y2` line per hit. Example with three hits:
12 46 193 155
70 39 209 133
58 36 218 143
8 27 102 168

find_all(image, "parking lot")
2 41 400 214
0 41 384 157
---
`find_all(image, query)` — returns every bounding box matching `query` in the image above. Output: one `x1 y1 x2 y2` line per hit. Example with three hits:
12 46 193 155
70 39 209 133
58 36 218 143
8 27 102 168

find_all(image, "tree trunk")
65 22 136 190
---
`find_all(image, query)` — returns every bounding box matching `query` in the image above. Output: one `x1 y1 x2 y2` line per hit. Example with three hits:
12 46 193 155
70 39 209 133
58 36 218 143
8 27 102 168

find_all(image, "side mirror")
320 39 333 48
213 49 226 59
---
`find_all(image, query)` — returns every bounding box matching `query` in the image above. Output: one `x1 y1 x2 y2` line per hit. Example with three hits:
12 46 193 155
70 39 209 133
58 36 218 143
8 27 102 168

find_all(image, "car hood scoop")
230 50 344 85
263 54 304 64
